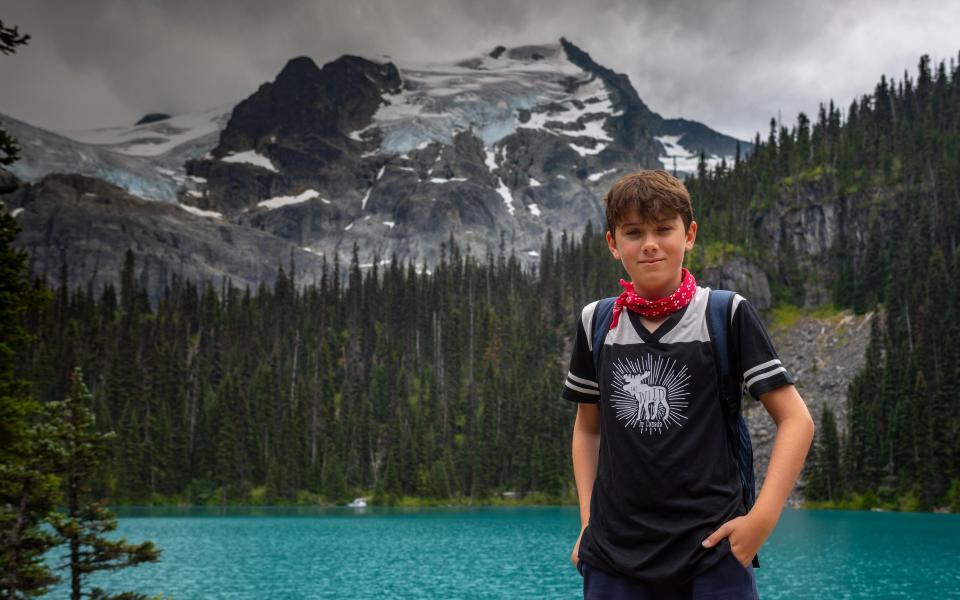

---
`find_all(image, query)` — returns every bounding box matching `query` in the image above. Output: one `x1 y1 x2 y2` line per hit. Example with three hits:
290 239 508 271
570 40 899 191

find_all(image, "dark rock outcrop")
5 173 325 303
700 255 772 310
135 113 172 125
560 38 748 159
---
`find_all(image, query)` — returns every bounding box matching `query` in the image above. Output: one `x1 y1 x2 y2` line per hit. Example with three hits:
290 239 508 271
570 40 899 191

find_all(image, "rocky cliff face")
3 173 325 299
700 255 773 310
752 181 881 308
748 308 874 507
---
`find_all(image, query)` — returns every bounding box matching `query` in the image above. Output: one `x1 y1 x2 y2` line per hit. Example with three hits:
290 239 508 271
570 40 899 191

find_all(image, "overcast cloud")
1 0 958 141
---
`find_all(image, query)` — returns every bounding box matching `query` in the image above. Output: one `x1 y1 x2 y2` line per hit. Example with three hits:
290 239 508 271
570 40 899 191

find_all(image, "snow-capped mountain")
2 38 749 298
1 104 230 201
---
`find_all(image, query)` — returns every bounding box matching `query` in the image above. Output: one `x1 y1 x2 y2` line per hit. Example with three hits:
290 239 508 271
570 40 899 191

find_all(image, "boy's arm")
572 402 601 529
702 383 815 564
751 384 815 527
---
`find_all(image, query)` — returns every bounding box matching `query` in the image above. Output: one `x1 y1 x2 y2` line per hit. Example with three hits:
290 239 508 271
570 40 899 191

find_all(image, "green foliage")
248 485 269 506
684 241 745 273
769 303 842 332
688 51 960 510
10 48 960 516
17 226 627 507
0 19 30 167
947 478 960 513
0 72 63 594
804 405 842 502
804 491 883 511
48 368 163 600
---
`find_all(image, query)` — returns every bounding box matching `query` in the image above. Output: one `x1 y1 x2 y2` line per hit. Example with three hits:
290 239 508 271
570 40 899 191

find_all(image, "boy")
563 170 814 599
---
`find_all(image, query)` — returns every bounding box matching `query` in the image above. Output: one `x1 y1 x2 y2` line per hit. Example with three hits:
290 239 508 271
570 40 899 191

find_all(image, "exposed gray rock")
754 186 876 307
5 173 327 304
135 113 172 126
1 110 223 201
560 37 749 159
745 308 873 507
700 255 772 311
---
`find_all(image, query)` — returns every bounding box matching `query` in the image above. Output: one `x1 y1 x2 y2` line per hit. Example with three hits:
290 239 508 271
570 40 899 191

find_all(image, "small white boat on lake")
347 497 367 508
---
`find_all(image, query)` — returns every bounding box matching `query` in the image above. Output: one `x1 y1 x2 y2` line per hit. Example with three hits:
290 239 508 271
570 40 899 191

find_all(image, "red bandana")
609 268 697 330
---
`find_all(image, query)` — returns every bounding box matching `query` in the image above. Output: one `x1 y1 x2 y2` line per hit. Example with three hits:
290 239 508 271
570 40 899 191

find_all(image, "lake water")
44 507 960 599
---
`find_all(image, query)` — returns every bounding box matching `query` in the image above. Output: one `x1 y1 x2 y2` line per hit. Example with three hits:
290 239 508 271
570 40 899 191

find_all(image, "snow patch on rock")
179 204 223 219
587 168 618 182
496 177 515 216
655 135 726 176
569 142 607 156
257 189 322 210
222 149 278 172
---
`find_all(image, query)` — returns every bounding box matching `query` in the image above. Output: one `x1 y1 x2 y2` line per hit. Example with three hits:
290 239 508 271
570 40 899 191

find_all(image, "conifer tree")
48 368 162 600
0 19 66 597
0 213 58 600
0 19 29 167
805 405 841 501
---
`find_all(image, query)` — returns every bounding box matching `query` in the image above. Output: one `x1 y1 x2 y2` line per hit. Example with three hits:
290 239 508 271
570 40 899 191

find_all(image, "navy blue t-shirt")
562 286 794 585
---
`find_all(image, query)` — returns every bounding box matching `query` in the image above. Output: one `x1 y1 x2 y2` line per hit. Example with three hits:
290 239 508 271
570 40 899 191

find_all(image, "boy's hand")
570 526 587 568
700 511 775 567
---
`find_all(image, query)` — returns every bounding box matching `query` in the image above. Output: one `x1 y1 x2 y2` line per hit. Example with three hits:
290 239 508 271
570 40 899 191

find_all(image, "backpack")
589 290 761 568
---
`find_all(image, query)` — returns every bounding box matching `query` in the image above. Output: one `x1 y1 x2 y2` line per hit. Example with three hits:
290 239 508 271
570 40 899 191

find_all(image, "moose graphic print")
609 354 690 434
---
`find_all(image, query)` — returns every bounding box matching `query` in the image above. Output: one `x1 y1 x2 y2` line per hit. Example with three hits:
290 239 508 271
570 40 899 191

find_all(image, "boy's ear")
605 230 621 260
685 221 697 249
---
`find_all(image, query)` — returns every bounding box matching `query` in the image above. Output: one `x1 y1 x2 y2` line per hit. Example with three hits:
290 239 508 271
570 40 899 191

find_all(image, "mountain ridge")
2 38 752 299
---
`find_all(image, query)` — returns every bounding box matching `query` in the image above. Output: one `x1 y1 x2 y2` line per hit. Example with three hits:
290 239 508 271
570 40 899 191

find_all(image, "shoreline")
82 495 956 514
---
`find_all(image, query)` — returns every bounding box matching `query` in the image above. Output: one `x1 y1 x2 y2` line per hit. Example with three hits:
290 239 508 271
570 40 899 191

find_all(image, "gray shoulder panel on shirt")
658 286 711 344
604 304 645 346
582 300 601 352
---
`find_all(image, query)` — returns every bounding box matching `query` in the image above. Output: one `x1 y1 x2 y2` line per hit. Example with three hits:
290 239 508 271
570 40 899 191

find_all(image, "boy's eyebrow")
620 218 673 226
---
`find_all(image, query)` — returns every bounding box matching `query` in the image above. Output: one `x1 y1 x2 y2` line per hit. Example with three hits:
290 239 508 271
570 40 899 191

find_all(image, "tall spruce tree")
0 212 58 600
0 18 67 599
48 368 163 600
0 20 29 167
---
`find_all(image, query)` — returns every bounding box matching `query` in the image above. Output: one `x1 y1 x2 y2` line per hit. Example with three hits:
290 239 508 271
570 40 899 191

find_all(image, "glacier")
373 44 620 156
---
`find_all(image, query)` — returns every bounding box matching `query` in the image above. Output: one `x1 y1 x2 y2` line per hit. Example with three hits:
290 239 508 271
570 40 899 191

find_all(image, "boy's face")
605 210 697 300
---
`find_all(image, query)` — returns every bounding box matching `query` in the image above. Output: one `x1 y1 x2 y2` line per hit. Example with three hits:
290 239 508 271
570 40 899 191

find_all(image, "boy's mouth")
640 258 664 264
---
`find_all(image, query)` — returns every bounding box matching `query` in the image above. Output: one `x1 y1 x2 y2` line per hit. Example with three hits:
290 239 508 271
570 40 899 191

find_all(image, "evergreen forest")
8 52 960 511
688 53 960 510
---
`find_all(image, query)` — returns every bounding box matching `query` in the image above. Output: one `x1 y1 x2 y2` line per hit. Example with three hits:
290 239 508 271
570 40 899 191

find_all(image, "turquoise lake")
45 507 960 599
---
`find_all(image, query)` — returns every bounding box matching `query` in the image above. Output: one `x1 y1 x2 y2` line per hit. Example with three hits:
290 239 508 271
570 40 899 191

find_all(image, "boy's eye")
658 227 672 232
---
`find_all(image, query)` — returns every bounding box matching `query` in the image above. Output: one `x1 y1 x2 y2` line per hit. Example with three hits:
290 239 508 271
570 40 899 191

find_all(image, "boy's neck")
631 270 684 300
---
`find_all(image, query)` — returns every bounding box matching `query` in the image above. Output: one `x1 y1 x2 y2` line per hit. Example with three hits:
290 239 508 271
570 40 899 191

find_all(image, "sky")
1 0 958 142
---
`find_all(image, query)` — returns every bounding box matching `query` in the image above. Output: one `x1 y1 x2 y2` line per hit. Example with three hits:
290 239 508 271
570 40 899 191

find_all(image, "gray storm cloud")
1 0 958 140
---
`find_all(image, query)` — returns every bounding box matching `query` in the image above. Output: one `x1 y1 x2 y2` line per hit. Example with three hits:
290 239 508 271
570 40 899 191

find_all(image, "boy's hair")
602 170 694 235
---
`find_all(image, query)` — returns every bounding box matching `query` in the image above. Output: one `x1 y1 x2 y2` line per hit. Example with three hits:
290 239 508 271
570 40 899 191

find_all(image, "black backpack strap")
706 290 739 414
706 289 760 569
591 297 617 377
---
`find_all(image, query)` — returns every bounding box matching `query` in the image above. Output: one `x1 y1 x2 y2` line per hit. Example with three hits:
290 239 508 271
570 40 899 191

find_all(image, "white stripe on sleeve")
565 380 601 395
567 372 598 388
743 358 781 380
745 366 787 390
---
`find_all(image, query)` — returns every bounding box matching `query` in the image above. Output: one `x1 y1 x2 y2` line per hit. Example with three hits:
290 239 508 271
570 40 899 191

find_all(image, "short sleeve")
561 303 601 403
730 295 795 400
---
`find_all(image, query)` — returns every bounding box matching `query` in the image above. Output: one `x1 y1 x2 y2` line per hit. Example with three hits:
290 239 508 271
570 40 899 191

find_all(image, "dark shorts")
577 551 760 600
